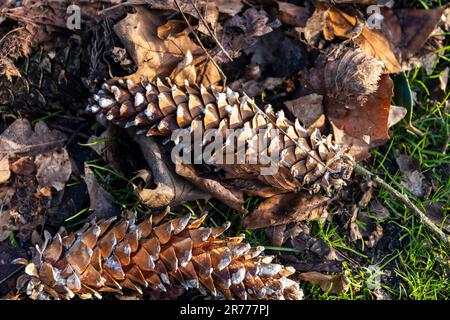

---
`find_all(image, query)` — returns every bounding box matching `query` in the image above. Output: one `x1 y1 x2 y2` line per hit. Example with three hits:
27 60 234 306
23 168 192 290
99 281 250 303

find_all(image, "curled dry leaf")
349 206 362 242
113 7 220 86
242 193 330 230
83 165 120 219
324 7 402 74
175 162 246 213
299 271 349 294
133 134 210 209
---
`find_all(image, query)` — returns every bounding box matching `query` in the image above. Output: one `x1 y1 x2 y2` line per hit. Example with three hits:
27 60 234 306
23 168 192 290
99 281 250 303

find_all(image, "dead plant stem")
354 164 450 247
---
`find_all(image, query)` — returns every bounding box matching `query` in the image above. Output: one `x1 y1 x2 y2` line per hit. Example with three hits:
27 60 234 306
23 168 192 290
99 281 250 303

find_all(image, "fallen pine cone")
13 210 303 300
86 77 354 194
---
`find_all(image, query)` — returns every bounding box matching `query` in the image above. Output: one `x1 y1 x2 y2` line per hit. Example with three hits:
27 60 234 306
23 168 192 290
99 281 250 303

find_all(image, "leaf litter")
0 0 449 300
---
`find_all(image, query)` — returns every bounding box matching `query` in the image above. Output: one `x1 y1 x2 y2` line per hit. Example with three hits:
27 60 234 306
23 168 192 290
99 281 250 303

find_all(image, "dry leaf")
349 206 362 242
324 8 402 73
392 8 443 61
299 272 349 294
83 165 120 219
0 120 66 156
34 149 72 192
216 0 243 16
133 134 210 209
113 7 220 86
10 157 35 176
284 94 324 128
297 7 328 47
425 202 449 233
396 154 431 198
175 162 246 213
387 105 407 128
331 122 370 161
242 193 330 229
328 74 394 147
0 157 10 184
277 2 311 27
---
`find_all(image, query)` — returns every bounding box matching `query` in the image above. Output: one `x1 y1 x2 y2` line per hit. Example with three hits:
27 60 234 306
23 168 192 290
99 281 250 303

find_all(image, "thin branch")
187 0 233 62
354 164 450 247
173 0 227 87
0 139 66 156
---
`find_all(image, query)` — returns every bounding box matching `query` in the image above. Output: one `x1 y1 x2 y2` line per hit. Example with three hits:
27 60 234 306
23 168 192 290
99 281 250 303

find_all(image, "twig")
97 0 144 15
173 0 227 87
187 0 233 62
354 164 450 247
0 139 66 156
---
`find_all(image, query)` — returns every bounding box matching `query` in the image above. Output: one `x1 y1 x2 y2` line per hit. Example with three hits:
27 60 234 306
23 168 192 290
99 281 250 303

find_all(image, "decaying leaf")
425 202 449 233
242 193 330 229
296 6 328 47
370 200 391 221
83 165 120 219
215 8 281 63
396 154 431 198
35 149 72 192
299 271 349 294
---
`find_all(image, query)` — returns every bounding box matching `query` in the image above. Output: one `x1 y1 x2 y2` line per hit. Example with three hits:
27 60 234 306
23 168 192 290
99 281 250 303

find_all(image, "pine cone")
0 39 86 114
14 211 302 300
325 48 384 110
86 77 353 193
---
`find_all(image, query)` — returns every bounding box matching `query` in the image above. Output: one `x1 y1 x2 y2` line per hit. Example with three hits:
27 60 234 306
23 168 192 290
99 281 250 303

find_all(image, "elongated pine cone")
86 77 353 193
14 211 302 300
